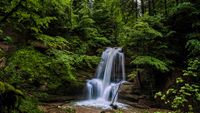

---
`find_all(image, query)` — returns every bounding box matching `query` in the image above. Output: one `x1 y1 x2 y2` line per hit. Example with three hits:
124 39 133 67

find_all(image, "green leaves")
183 58 200 77
0 81 26 113
36 34 69 49
156 57 200 112
169 2 193 16
4 48 50 84
18 96 43 113
186 39 200 56
132 21 163 40
48 49 75 81
132 56 169 72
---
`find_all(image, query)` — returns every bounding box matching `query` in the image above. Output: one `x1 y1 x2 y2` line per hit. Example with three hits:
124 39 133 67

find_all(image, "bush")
17 96 43 113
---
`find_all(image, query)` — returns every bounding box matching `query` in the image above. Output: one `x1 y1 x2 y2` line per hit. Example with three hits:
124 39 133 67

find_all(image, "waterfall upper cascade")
76 47 127 109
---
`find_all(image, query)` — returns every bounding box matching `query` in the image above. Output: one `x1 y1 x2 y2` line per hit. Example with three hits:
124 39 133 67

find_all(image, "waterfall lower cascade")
76 47 127 109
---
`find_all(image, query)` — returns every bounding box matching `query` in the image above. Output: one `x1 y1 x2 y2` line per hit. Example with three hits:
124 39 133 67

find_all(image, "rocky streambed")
38 81 171 113
39 102 170 113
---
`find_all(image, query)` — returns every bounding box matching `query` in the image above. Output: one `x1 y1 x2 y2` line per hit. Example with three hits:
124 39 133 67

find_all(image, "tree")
155 2 200 112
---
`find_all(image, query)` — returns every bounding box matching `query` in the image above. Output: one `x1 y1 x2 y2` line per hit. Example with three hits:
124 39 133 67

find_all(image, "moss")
0 81 6 93
0 81 23 95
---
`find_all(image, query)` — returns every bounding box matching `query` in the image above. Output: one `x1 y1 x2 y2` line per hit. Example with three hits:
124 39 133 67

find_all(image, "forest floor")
39 102 171 113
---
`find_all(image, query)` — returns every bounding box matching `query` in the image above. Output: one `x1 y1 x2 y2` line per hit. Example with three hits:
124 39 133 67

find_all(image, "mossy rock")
0 81 6 93
0 81 23 95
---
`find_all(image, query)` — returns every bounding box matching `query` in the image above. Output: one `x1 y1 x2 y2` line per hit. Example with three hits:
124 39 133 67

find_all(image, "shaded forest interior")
0 0 200 113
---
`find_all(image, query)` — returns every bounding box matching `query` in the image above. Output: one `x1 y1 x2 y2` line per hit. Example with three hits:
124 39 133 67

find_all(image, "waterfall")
77 47 126 109
87 47 125 102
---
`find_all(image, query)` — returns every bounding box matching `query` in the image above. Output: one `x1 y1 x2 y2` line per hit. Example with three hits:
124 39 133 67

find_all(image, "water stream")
76 47 127 109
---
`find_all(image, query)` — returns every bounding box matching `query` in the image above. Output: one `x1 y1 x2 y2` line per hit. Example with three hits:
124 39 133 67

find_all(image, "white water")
76 47 127 109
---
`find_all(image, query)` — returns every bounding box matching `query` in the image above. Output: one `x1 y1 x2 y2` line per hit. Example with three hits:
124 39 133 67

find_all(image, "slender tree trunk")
176 0 179 5
152 0 155 15
70 0 73 27
135 0 138 17
141 0 145 15
148 0 151 15
131 0 134 17
137 70 143 89
164 0 167 16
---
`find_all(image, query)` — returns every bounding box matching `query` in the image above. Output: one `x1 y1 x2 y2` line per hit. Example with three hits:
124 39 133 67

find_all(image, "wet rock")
118 81 153 109
0 57 6 68
138 98 158 108
0 42 15 53
119 82 133 94
119 82 145 102
100 109 116 113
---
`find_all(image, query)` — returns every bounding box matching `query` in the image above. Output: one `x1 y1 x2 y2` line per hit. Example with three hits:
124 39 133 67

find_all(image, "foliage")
132 56 169 72
155 59 200 112
119 14 170 81
92 0 123 44
3 36 13 44
16 96 43 113
155 2 200 112
118 14 164 54
186 38 200 57
0 81 24 113
48 49 76 82
35 34 69 49
169 2 193 16
1 45 98 93
3 48 51 86
64 106 76 113
0 0 200 112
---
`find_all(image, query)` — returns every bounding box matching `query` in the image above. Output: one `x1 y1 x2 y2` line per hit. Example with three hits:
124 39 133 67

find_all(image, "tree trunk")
148 0 151 15
131 0 134 17
141 0 145 15
137 70 143 89
164 0 167 16
152 0 155 15
136 0 138 17
176 0 179 5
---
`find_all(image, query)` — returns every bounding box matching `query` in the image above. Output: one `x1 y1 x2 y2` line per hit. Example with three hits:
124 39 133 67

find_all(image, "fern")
36 34 69 49
186 39 200 56
169 2 193 16
72 54 100 69
4 48 51 85
132 56 169 72
48 49 75 81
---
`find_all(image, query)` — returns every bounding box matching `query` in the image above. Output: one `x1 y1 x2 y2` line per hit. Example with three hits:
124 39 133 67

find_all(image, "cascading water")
76 47 127 109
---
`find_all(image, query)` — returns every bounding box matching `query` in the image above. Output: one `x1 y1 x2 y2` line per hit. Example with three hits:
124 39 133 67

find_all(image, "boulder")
118 81 153 108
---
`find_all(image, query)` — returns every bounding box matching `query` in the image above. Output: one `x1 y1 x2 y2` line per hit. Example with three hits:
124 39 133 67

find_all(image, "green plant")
3 36 13 44
155 59 200 112
132 56 169 73
0 81 24 113
115 110 123 113
3 48 51 86
36 34 69 50
16 96 43 113
64 106 76 113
